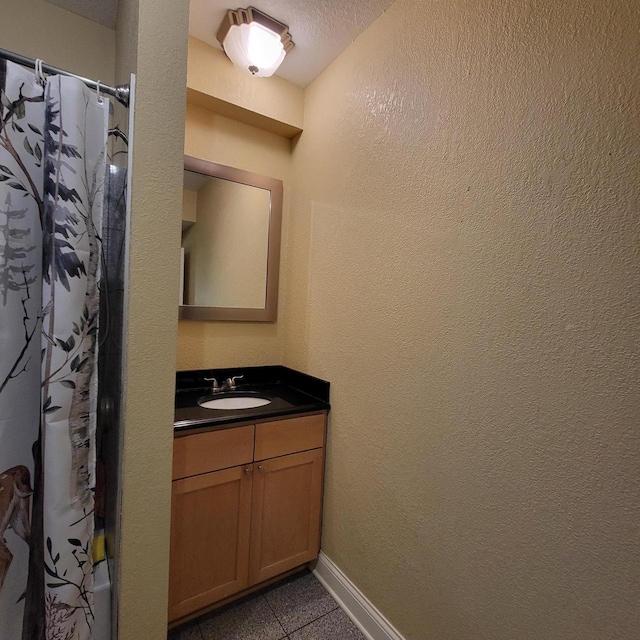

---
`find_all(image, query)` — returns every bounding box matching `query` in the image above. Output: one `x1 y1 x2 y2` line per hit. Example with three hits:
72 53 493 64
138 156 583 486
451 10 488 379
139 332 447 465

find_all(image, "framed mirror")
179 155 282 321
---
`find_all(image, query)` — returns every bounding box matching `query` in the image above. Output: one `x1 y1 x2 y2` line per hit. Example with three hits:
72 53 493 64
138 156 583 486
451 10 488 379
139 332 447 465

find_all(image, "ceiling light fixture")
216 7 294 78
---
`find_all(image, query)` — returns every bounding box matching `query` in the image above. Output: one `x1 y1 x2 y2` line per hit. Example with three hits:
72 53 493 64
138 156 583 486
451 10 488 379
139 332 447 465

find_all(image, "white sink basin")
199 396 272 410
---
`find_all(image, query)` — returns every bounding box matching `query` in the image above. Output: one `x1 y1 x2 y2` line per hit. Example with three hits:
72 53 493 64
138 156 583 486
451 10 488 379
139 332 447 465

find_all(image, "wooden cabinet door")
248 449 324 585
168 464 253 621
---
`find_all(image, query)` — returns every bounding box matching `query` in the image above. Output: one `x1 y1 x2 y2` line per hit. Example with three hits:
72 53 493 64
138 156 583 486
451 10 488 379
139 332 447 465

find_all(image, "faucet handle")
204 377 220 391
226 375 244 390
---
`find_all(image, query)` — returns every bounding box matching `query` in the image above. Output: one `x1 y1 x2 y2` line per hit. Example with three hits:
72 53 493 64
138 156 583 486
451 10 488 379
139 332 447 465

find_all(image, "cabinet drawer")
173 425 255 479
255 414 325 461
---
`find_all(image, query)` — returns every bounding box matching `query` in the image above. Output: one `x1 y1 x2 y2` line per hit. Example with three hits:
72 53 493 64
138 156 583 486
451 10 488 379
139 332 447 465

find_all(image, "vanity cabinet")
249 448 324 585
169 466 252 619
168 412 327 624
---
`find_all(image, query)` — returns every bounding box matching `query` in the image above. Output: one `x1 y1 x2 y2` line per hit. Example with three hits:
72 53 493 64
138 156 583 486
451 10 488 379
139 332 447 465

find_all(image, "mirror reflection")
181 170 271 309
179 156 282 322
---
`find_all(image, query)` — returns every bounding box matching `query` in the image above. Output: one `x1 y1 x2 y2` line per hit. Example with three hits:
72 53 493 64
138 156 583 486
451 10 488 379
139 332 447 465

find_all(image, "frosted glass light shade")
216 8 294 79
223 22 286 77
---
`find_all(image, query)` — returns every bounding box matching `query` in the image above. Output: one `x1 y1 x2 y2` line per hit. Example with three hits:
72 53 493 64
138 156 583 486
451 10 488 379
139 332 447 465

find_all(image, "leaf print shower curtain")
0 60 107 640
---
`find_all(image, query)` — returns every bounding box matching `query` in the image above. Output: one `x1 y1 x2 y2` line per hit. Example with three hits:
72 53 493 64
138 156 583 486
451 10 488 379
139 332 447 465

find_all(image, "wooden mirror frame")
179 155 282 322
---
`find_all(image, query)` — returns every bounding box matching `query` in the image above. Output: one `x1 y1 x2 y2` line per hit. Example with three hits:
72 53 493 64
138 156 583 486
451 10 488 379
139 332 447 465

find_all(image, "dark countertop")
174 366 330 433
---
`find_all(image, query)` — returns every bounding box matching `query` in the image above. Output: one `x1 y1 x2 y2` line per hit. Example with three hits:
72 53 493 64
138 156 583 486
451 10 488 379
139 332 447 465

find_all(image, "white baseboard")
313 551 406 640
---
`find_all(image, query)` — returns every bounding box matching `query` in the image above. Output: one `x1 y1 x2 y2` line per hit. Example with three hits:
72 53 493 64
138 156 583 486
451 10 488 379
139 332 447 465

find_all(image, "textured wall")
0 0 115 83
177 105 293 370
114 0 189 639
287 0 640 638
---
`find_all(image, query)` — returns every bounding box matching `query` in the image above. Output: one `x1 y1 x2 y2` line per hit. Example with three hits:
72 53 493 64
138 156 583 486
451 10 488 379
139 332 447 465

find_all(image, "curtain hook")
35 59 45 85
96 80 104 105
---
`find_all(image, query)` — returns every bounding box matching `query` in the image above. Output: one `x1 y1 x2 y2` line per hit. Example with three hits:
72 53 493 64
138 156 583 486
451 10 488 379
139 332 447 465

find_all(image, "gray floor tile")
289 608 367 640
199 594 287 640
168 621 203 640
264 571 339 634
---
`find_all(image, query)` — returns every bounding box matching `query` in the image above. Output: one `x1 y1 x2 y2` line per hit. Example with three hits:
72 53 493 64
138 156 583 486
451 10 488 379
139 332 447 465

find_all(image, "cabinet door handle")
245 467 253 475
258 465 265 472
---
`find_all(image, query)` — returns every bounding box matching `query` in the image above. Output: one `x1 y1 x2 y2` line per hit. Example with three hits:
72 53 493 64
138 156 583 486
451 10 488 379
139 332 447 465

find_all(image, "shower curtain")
0 60 107 640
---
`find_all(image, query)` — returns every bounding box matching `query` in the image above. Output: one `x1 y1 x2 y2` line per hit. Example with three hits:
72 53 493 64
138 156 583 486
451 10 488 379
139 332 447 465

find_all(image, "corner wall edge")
313 551 406 640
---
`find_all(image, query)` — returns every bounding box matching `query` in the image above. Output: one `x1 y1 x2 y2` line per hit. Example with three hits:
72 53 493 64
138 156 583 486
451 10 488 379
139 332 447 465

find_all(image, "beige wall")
177 104 293 370
115 1 188 639
1 0 115 84
182 188 198 224
287 1 640 639
187 37 304 137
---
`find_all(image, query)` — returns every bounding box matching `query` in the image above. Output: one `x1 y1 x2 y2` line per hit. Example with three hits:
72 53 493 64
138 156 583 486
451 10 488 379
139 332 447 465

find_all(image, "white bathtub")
94 559 111 640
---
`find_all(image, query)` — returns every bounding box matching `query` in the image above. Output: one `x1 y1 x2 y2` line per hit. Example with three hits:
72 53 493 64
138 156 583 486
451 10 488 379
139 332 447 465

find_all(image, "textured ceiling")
189 0 396 87
44 0 395 86
46 0 118 28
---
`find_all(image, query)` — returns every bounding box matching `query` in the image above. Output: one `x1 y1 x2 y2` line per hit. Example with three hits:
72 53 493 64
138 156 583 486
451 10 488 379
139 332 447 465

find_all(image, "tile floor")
168 570 367 640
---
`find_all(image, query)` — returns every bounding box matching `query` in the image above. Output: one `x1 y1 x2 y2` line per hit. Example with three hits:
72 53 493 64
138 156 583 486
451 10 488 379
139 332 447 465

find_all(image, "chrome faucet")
204 375 243 393
223 375 243 391
204 377 221 393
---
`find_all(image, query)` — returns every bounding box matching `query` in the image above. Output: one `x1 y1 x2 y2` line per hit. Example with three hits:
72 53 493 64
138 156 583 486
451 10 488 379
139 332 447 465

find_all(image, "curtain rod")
0 47 130 107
